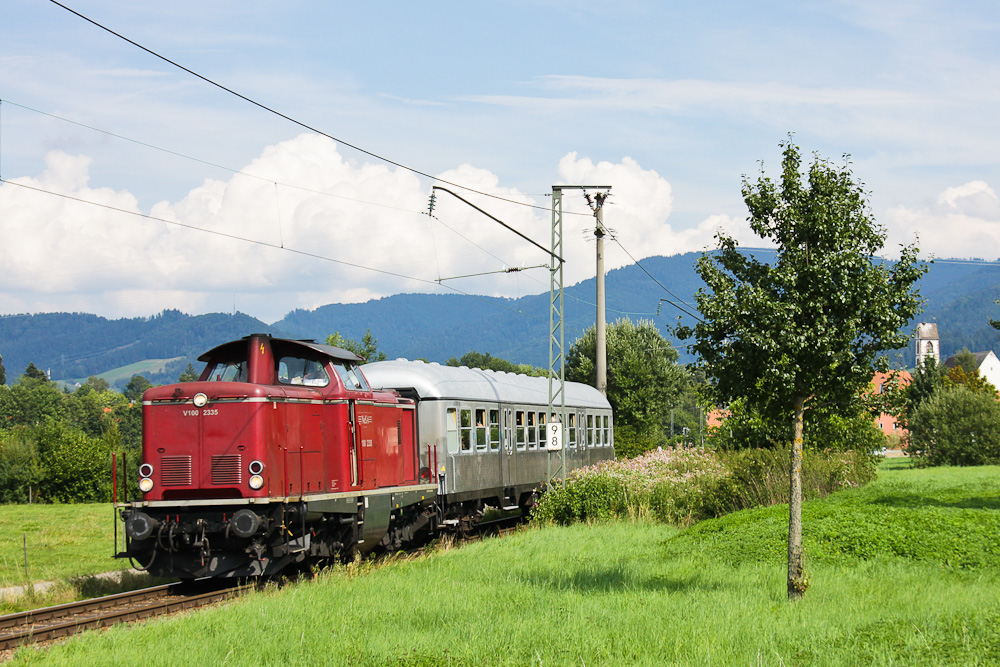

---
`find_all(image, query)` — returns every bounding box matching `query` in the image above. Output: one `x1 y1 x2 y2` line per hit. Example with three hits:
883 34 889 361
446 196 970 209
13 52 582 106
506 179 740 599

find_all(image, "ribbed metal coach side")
362 360 614 512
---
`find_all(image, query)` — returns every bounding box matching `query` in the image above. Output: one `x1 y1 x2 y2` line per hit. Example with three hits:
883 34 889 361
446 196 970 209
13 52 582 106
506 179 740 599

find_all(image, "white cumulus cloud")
884 180 1000 259
0 135 741 322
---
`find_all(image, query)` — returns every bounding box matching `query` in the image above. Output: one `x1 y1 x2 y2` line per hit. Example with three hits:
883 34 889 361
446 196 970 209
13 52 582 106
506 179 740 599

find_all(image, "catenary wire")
47 0 590 217
0 177 547 323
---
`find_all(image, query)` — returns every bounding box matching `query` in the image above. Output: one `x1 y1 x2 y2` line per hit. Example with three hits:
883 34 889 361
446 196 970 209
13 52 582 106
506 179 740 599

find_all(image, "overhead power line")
0 177 547 324
47 0 588 218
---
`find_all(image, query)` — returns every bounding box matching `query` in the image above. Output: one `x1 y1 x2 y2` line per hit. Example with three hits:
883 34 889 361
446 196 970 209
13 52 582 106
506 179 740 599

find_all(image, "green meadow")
7 459 1000 666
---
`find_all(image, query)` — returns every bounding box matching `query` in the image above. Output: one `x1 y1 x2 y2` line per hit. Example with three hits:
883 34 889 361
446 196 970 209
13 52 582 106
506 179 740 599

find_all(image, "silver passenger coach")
362 359 614 517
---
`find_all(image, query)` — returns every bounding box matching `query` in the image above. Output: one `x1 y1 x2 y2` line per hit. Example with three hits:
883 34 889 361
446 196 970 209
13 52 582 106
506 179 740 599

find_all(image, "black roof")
199 334 364 363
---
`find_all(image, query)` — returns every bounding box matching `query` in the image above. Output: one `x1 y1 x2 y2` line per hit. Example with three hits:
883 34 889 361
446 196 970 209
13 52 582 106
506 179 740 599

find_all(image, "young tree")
23 362 48 382
178 363 199 383
123 374 153 402
326 330 388 362
678 138 925 599
567 318 687 445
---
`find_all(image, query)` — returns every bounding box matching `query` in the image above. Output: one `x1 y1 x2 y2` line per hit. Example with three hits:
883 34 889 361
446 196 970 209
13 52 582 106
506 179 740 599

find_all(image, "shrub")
533 446 880 527
907 384 1000 466
611 424 664 459
0 427 43 503
35 422 113 503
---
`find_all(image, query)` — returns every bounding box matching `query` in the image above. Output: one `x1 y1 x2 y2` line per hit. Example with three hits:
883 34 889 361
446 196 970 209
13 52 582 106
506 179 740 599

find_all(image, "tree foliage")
0 352 6 386
567 317 687 439
678 137 926 599
326 329 388 362
446 351 546 377
0 370 141 503
123 374 154 402
178 363 199 382
23 362 48 382
908 385 1000 466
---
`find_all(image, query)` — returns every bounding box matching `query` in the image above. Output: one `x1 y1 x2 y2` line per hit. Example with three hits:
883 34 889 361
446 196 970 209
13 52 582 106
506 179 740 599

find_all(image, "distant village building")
871 370 911 438
915 322 940 367
943 350 1000 390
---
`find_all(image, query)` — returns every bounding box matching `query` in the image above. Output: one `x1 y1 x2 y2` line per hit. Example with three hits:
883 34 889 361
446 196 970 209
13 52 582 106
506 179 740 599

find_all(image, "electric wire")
0 177 547 323
603 230 704 322
0 98 424 216
47 0 590 217
3 96 558 283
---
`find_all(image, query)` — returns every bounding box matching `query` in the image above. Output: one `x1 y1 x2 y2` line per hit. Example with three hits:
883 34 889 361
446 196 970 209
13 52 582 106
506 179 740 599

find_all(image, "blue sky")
1 0 998 322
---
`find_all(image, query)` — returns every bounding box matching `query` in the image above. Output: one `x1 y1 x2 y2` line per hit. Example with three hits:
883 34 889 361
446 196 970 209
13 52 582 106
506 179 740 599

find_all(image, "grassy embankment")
8 458 1000 666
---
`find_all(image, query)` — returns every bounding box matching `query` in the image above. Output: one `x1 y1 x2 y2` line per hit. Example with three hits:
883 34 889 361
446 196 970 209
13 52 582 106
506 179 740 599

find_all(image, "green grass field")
7 459 1000 665
0 503 126 589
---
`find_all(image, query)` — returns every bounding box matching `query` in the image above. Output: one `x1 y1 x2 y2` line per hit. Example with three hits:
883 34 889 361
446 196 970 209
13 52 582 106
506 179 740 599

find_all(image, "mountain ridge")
2 252 999 388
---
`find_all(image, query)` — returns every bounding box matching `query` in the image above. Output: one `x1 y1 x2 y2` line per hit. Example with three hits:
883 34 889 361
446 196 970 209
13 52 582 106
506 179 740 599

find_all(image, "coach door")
501 407 515 497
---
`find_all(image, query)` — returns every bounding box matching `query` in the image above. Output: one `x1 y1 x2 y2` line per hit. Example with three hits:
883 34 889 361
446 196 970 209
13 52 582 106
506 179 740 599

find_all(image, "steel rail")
0 582 248 651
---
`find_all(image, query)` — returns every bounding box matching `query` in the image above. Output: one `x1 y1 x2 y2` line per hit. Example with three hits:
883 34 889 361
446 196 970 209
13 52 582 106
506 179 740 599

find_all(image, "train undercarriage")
117 485 539 578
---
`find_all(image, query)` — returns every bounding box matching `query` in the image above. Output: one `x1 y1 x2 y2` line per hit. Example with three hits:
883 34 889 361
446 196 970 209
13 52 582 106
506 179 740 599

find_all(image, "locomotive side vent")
211 454 242 485
160 456 192 486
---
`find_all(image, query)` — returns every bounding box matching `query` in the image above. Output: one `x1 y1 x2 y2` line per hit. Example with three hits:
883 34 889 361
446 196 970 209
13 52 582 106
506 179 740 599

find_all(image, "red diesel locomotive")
116 333 614 579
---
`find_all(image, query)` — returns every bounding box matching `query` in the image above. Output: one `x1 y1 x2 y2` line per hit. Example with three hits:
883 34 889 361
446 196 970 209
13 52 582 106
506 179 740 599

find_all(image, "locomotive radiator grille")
160 456 192 486
211 454 242 485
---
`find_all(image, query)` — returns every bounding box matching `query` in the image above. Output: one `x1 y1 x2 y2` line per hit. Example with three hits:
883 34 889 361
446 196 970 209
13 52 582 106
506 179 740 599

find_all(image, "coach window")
447 408 460 454
526 411 537 450
538 412 547 448
603 415 611 447
568 413 577 448
516 411 526 450
475 409 488 452
460 409 473 452
489 409 500 451
277 356 330 387
587 414 595 447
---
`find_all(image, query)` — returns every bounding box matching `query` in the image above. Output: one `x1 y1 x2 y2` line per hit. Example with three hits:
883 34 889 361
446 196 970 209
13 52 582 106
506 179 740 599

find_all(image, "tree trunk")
787 395 806 599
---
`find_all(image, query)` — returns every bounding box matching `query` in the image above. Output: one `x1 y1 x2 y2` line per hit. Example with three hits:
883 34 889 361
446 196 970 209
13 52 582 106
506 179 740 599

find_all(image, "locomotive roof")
361 359 611 410
199 335 364 363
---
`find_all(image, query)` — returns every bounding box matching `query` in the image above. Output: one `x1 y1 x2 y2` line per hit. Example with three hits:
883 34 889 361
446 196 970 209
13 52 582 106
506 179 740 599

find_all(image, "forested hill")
0 310 289 388
1 253 999 387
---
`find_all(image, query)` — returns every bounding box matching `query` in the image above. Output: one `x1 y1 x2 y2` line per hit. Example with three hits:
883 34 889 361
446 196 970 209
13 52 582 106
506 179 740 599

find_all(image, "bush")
34 422 113 503
611 424 665 459
907 385 1000 466
0 427 43 503
532 446 880 527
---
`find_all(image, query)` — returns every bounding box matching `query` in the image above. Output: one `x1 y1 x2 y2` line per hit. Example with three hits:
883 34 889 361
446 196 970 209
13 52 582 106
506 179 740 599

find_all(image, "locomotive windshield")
277 356 330 387
205 360 247 382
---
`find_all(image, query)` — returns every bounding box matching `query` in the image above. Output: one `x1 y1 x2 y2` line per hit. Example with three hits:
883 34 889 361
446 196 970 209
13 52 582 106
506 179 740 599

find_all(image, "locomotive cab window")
277 356 330 387
333 362 370 391
206 360 246 382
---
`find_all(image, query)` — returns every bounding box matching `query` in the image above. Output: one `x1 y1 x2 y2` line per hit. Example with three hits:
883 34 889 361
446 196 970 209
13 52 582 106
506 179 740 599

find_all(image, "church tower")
915 322 940 367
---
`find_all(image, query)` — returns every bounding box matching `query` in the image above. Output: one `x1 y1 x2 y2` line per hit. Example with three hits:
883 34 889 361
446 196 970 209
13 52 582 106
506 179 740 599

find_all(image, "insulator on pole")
427 192 437 217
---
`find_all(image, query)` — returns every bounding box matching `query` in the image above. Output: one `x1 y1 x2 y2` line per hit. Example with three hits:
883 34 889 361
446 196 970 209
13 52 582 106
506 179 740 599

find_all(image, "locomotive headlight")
139 463 154 478
248 475 264 490
139 477 154 493
248 460 264 475
193 393 209 408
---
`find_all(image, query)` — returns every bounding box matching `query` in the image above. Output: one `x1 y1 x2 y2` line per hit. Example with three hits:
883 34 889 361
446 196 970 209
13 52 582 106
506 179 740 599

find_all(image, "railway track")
0 581 250 653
